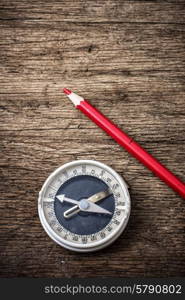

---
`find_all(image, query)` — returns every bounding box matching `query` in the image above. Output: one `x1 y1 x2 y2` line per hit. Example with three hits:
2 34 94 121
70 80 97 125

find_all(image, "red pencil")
63 88 185 199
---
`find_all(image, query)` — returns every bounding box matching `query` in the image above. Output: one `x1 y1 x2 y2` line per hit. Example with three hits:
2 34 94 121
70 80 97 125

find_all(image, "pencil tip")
63 88 72 95
63 89 84 106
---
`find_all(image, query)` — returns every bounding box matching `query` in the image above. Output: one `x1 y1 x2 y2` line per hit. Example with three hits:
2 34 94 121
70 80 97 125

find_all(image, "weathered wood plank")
0 0 185 23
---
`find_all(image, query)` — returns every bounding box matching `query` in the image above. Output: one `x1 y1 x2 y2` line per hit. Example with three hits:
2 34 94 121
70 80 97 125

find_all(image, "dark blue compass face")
54 175 115 235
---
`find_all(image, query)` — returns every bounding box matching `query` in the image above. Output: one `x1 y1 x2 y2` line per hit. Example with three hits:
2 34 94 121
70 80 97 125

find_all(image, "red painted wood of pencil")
63 88 185 199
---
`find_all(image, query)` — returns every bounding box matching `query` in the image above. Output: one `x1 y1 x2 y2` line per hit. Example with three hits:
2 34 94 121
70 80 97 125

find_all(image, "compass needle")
85 200 112 215
63 198 112 218
56 194 65 203
57 195 79 205
64 189 112 218
88 189 112 203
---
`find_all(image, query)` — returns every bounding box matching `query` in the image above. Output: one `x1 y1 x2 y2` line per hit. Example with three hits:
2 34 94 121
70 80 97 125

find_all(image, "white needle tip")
56 194 65 202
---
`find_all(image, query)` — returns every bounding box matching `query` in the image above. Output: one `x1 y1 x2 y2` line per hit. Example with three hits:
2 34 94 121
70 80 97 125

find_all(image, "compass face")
38 160 131 252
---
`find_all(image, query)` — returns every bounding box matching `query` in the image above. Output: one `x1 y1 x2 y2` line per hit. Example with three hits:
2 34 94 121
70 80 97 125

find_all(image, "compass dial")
38 160 131 252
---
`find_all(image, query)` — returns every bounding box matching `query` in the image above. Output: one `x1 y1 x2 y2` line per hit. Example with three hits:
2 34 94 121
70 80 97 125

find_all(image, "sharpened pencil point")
63 88 72 95
63 89 84 106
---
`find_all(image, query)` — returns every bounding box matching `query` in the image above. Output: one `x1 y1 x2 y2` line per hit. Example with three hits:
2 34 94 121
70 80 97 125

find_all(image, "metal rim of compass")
38 160 131 252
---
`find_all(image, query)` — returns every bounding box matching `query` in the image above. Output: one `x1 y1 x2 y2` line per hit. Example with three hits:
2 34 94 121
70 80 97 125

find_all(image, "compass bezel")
38 160 131 252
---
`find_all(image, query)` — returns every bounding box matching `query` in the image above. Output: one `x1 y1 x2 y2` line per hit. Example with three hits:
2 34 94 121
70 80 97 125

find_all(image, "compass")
38 160 131 252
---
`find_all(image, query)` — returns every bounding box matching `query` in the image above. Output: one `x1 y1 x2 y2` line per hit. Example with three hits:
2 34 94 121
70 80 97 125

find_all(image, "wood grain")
0 0 185 277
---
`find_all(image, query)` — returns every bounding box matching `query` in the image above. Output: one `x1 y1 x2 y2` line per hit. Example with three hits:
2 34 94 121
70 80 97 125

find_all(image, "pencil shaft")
78 100 185 199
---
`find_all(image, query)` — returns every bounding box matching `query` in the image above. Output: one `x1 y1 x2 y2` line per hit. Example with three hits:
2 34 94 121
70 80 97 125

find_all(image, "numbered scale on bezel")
38 160 131 252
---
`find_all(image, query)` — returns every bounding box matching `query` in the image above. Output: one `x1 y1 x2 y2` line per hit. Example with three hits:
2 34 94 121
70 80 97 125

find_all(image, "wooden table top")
0 0 185 277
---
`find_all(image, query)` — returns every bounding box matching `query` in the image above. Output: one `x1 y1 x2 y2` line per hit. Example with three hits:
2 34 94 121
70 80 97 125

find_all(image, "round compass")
38 160 131 252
